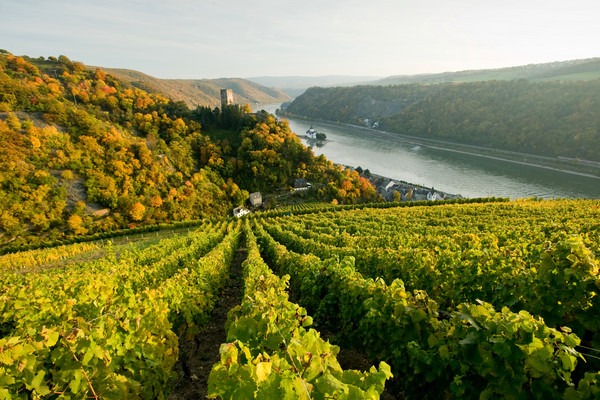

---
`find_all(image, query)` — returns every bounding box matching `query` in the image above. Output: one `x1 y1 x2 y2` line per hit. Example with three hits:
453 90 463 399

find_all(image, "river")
260 105 600 199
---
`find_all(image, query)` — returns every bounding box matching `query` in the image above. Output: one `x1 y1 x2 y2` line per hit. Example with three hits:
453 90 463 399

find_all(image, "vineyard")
1 199 599 399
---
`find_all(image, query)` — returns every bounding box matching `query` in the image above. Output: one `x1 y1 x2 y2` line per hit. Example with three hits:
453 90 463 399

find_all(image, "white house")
427 192 444 201
233 206 250 218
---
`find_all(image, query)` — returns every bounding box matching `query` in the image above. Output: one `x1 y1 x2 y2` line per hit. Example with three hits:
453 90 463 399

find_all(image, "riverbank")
282 113 600 180
340 164 461 202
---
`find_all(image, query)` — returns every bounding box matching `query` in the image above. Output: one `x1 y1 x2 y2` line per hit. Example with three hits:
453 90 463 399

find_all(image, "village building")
249 192 262 207
383 179 395 191
293 178 312 192
427 191 444 201
365 171 457 202
233 206 250 218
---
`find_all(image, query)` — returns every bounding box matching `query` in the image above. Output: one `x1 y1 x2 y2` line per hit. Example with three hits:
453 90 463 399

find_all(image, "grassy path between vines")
168 236 247 399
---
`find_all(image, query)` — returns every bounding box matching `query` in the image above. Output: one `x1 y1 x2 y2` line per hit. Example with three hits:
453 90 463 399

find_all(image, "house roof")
294 178 309 188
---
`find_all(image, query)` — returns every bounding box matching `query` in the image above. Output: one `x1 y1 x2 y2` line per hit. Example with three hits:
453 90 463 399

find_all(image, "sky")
1 0 599 79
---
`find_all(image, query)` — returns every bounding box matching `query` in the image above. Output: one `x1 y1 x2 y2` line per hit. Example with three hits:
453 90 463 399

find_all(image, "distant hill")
282 57 600 162
246 59 600 98
246 75 382 98
375 57 600 85
283 79 600 162
94 67 292 108
25 57 291 108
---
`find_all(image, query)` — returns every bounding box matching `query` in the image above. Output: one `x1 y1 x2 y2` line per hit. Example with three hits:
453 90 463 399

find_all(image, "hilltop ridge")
375 57 600 85
99 67 291 108
247 75 382 98
247 57 600 98
20 55 291 108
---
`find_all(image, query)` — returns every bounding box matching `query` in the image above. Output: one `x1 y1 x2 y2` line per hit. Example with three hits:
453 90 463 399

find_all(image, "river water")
260 105 600 199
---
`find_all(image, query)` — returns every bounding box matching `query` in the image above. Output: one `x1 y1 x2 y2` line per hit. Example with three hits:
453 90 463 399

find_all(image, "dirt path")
168 237 246 400
167 237 399 398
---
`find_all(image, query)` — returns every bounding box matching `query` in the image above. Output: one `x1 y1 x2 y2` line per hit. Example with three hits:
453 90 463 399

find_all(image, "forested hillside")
283 79 600 161
283 85 439 121
0 51 378 248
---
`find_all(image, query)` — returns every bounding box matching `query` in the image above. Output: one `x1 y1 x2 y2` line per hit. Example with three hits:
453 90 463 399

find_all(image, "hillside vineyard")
1 199 599 399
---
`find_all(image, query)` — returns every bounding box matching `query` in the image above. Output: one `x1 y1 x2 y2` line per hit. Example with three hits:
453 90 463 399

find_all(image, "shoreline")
337 163 461 202
281 112 600 180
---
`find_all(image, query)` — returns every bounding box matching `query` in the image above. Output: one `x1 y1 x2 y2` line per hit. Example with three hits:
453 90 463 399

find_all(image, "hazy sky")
2 0 599 79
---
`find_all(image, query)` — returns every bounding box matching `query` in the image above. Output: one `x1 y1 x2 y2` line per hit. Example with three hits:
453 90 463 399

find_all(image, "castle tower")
220 89 233 108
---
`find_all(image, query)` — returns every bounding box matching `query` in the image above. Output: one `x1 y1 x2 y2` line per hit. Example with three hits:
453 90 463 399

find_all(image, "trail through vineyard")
169 237 247 399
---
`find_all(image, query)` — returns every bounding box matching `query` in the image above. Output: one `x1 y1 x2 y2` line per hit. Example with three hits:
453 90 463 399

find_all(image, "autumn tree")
67 214 87 235
130 202 145 221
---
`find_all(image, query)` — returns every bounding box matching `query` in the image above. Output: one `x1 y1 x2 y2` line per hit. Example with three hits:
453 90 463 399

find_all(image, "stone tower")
220 89 233 108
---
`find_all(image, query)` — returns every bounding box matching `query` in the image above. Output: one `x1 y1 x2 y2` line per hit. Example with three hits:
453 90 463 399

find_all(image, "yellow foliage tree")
149 195 163 208
130 202 145 221
67 215 87 235
6 113 21 130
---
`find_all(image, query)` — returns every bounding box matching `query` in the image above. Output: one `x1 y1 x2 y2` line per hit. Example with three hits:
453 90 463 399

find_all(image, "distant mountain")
246 75 382 98
375 58 600 85
96 67 292 108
